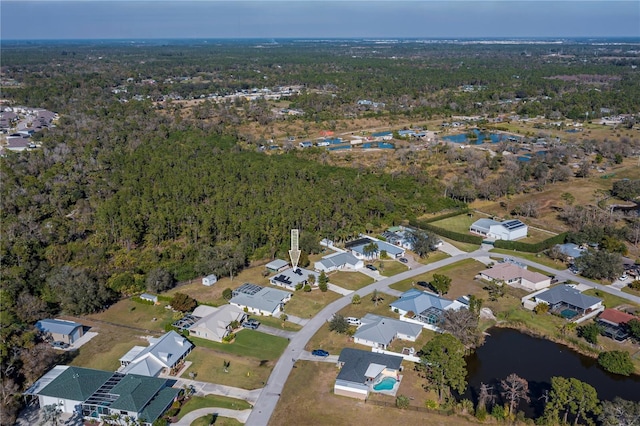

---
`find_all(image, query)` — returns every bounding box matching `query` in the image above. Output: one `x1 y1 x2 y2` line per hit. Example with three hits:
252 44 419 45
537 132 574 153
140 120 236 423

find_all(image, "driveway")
171 378 262 404
327 283 353 295
297 351 339 363
257 324 297 339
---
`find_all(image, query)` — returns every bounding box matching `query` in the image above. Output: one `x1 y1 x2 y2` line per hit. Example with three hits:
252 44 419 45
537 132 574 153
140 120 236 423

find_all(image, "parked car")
51 341 69 349
242 319 260 329
365 264 377 271
345 317 361 326
312 349 329 357
399 257 408 264
417 281 429 288
619 274 628 281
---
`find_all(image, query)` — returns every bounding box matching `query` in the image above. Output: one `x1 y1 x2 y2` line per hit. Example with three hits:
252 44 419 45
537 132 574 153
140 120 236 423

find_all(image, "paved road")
246 245 640 426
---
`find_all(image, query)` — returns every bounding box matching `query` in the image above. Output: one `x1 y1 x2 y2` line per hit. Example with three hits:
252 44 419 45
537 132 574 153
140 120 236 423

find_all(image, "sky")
1 1 639 40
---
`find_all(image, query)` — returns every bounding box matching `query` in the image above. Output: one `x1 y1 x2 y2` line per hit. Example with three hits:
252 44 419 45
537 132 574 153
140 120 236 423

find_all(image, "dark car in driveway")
365 264 377 271
312 349 329 357
399 257 408 264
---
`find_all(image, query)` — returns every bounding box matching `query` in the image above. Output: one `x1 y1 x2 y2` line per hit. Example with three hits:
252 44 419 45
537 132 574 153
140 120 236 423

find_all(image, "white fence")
371 347 421 363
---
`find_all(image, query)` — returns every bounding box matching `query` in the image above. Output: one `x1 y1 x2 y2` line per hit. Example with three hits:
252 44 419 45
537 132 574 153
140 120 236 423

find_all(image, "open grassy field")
283 289 342 318
328 271 374 290
189 329 288 361
269 361 473 426
86 299 176 332
184 347 272 389
415 250 450 264
389 258 487 299
439 236 480 253
191 416 243 426
177 395 252 420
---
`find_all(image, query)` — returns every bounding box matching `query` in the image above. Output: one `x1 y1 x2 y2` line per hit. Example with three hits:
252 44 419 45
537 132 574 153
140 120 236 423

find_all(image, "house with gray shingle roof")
229 283 292 316
119 331 193 377
269 267 315 290
334 348 403 400
532 285 603 315
314 251 364 273
25 365 179 425
389 289 466 331
353 314 422 349
188 304 247 342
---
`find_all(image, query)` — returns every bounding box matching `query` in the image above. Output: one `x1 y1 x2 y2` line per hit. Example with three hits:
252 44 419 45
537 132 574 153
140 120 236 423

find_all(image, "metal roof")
35 319 82 336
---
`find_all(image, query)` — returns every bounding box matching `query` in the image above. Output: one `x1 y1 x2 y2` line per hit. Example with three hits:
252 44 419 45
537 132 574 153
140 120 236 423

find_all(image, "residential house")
202 274 218 286
530 285 603 317
597 309 638 342
346 237 405 260
35 319 85 345
389 289 466 331
353 314 422 349
229 283 292 316
314 251 364 273
188 304 247 342
269 267 316 290
555 243 586 261
469 218 528 241
334 348 403 400
119 331 193 377
25 365 180 425
479 262 551 291
265 259 289 273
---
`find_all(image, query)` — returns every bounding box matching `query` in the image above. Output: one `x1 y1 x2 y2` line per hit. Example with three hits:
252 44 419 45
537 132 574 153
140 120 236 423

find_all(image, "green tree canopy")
420 333 467 402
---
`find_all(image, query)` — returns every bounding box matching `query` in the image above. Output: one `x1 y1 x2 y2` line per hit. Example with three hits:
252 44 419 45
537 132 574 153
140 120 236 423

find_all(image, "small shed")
35 319 84 344
140 293 158 304
202 274 218 286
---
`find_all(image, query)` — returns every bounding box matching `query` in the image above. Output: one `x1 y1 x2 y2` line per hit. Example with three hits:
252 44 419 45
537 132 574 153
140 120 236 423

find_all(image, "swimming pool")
373 376 397 391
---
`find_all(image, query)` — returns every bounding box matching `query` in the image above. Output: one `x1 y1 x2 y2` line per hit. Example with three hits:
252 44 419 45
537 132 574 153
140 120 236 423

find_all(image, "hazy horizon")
2 1 639 41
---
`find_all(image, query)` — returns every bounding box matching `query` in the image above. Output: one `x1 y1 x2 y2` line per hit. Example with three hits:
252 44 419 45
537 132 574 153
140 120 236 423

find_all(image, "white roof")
24 365 69 396
192 305 219 318
120 331 193 376
190 305 246 341
266 259 289 270
364 363 387 378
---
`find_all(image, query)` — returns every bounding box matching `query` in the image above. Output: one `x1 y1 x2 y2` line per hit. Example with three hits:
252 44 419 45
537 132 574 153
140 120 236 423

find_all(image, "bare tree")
501 373 530 416
442 309 481 350
478 382 496 411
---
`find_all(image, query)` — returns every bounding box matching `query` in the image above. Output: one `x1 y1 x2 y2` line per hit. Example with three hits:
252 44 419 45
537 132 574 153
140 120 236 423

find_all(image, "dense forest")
1 39 639 423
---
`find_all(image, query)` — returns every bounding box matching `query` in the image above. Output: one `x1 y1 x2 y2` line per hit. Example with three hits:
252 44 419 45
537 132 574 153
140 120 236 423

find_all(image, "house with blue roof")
389 289 467 331
25 365 180 425
470 218 528 241
36 319 84 345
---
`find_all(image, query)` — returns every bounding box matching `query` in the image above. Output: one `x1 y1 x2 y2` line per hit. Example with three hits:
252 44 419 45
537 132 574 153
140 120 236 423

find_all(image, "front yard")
283 289 342 318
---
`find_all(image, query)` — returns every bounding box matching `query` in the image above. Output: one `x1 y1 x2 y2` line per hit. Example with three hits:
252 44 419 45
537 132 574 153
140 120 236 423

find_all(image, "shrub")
303 284 312 292
295 283 304 291
222 332 236 343
628 280 640 291
598 350 635 376
425 399 439 410
396 395 410 409
222 288 233 300
351 294 361 305
534 302 549 314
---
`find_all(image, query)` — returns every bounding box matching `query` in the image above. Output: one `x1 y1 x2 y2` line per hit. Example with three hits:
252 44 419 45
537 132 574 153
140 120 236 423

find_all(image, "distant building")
265 259 289 273
389 289 466 331
35 319 84 345
202 274 218 286
530 285 603 317
479 262 551 291
140 293 158 304
346 236 405 259
229 283 292 316
314 251 364 273
269 267 316 290
470 218 528 241
353 314 422 349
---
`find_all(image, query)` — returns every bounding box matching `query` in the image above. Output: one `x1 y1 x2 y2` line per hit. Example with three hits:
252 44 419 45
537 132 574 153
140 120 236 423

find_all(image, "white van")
345 317 361 326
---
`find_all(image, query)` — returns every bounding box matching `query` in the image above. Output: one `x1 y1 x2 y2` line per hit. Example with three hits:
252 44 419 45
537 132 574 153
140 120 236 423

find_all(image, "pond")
464 328 640 418
441 129 519 144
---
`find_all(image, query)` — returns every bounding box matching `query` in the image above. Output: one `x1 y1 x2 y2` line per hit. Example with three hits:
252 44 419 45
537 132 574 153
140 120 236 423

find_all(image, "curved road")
245 245 640 426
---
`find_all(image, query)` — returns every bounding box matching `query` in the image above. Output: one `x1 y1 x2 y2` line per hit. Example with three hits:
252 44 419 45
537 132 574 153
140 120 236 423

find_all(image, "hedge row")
409 218 484 245
420 208 472 224
493 232 568 253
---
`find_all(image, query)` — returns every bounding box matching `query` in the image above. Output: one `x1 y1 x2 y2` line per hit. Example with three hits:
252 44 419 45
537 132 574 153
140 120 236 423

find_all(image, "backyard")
86 298 175 332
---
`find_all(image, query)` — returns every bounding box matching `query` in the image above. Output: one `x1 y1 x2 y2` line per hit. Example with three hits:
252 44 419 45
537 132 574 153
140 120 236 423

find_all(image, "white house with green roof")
25 365 180 425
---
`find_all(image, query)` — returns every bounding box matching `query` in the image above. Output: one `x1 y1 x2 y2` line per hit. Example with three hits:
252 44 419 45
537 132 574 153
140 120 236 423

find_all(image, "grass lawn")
177 395 251 420
583 289 639 309
189 330 288 361
191 416 243 426
415 250 450 265
430 214 476 234
86 299 175 332
283 289 342 319
328 271 374 291
184 347 272 389
305 293 398 353
247 315 301 331
66 320 149 371
377 260 408 277
269 361 473 426
389 258 487 299
490 248 568 270
440 236 480 253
